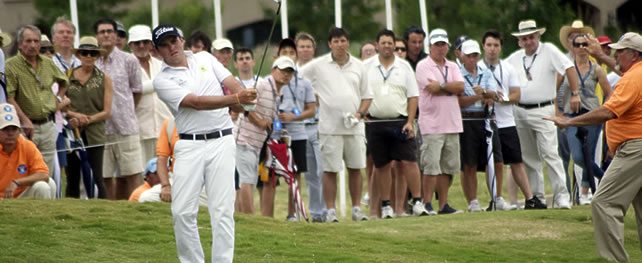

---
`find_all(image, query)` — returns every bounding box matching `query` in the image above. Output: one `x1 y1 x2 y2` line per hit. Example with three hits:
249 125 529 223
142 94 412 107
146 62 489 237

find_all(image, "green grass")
1 198 640 262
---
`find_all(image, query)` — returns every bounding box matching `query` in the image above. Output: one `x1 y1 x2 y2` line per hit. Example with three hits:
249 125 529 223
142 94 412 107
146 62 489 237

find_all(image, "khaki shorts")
103 134 144 178
420 133 460 176
320 134 366 172
236 144 260 185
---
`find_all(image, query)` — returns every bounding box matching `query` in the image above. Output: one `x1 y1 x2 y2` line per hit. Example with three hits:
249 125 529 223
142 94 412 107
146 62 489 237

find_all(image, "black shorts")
290 140 307 173
498 126 523 164
460 119 503 171
366 120 417 168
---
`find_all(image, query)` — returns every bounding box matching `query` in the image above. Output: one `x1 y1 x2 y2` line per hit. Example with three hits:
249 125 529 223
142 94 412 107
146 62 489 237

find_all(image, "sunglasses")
395 47 407 52
40 47 55 54
78 50 100 57
573 42 589 48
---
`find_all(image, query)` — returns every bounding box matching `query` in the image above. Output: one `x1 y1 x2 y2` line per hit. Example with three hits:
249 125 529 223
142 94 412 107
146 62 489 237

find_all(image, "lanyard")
574 60 593 93
55 54 76 72
464 66 483 87
522 54 538 80
484 60 503 89
377 65 394 82
438 65 449 84
286 73 299 106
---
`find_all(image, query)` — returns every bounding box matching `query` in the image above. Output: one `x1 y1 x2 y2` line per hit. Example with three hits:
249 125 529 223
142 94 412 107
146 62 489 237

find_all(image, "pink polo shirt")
415 56 464 135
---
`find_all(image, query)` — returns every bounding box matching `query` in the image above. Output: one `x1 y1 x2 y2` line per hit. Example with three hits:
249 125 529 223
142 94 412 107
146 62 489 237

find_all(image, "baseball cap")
40 34 52 47
272 56 296 71
144 157 158 176
454 35 469 50
608 32 642 52
0 103 21 129
152 24 182 47
597 35 612 45
429 28 449 45
461 40 481 55
116 21 127 37
212 38 233 51
128 25 152 43
278 38 296 53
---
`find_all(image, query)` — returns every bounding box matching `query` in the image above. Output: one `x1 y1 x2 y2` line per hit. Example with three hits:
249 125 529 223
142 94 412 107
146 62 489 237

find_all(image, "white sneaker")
352 207 368 221
468 199 483 212
579 193 592 205
495 197 516 211
325 209 339 223
381 205 395 219
555 198 572 209
412 200 429 216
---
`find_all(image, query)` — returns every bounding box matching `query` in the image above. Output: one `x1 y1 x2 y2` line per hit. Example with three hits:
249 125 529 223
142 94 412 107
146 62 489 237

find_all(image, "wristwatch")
439 82 446 91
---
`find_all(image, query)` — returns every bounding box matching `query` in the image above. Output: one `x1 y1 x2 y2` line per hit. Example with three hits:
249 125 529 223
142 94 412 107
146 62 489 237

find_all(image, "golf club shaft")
254 1 282 86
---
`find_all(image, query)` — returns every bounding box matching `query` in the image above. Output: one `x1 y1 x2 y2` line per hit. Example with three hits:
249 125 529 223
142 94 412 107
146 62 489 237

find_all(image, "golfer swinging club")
152 24 257 263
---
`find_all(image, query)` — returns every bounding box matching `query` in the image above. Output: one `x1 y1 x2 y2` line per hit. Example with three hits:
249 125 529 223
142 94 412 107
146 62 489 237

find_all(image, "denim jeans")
565 124 604 187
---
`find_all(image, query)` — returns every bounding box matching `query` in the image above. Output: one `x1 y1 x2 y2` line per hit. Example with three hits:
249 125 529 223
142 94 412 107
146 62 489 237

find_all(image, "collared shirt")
603 62 642 152
154 51 233 134
415 56 464 134
478 59 521 128
52 52 80 74
460 64 496 112
136 56 172 140
0 135 49 198
364 55 418 119
5 53 68 120
300 53 372 135
236 76 280 150
278 73 315 140
506 42 573 104
96 47 142 135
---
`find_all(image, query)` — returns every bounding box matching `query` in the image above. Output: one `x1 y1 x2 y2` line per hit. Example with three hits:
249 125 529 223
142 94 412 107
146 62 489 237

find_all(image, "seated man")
0 103 55 199
129 158 159 202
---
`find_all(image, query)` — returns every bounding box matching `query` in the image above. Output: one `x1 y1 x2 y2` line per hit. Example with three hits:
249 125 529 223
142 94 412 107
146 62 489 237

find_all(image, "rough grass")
1 198 640 262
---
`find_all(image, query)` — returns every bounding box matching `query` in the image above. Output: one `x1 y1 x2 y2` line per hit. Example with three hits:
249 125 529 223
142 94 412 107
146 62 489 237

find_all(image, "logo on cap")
5 115 13 121
155 27 174 38
3 105 12 112
17 164 27 175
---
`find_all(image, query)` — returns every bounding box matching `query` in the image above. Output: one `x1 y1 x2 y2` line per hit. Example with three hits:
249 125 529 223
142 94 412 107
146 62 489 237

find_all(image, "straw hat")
0 28 12 48
559 20 595 51
73 36 105 55
511 20 546 37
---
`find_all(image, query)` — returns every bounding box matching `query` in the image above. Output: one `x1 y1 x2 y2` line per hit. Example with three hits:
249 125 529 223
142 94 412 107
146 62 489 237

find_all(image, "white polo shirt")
506 42 573 104
363 55 418 119
478 59 520 128
300 53 372 135
154 51 234 134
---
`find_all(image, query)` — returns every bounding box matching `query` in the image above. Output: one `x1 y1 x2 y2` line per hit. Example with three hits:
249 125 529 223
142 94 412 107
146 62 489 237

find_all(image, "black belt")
518 100 554 109
30 113 55 125
179 128 233 140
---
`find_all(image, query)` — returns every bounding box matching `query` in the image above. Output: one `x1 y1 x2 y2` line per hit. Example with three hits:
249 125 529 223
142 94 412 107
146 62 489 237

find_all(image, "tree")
121 0 215 40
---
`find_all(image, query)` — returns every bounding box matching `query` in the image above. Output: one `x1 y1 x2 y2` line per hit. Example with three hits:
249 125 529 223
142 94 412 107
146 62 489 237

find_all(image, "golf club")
254 0 282 85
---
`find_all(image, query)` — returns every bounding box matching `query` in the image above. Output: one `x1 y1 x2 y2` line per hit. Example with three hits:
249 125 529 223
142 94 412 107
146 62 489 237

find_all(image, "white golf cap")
212 38 233 50
461 39 481 55
429 28 449 45
608 32 642 52
272 56 296 70
128 25 153 43
0 103 20 129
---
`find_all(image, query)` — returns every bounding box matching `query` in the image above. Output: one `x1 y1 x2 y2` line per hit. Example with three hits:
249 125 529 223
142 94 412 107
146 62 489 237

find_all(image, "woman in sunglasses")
64 36 113 199
395 39 408 59
557 34 611 205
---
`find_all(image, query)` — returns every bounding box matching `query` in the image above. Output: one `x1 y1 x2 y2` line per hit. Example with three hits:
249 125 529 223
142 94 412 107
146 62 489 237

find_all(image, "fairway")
1 198 640 262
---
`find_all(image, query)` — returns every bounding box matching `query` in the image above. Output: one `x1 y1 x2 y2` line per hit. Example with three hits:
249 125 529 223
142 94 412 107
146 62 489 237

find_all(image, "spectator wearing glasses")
394 39 407 59
128 25 172 166
506 20 577 209
5 25 69 182
94 17 144 200
64 36 113 198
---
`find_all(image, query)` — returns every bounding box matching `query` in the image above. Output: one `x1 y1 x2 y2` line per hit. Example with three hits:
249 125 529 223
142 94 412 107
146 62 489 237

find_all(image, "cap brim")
608 43 627 50
430 38 450 45
0 33 12 48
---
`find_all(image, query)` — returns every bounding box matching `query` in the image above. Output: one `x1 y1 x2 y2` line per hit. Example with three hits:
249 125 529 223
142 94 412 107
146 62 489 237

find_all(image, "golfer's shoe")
424 202 438 216
286 215 298 222
351 207 368 221
381 205 395 219
438 203 463 215
487 197 515 211
524 196 547 209
412 201 429 216
326 209 339 223
468 199 483 212
554 198 572 209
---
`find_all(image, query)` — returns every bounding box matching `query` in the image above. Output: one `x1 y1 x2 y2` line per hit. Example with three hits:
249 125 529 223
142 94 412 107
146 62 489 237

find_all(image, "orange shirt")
128 182 152 202
603 62 642 152
156 119 179 172
0 135 49 197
